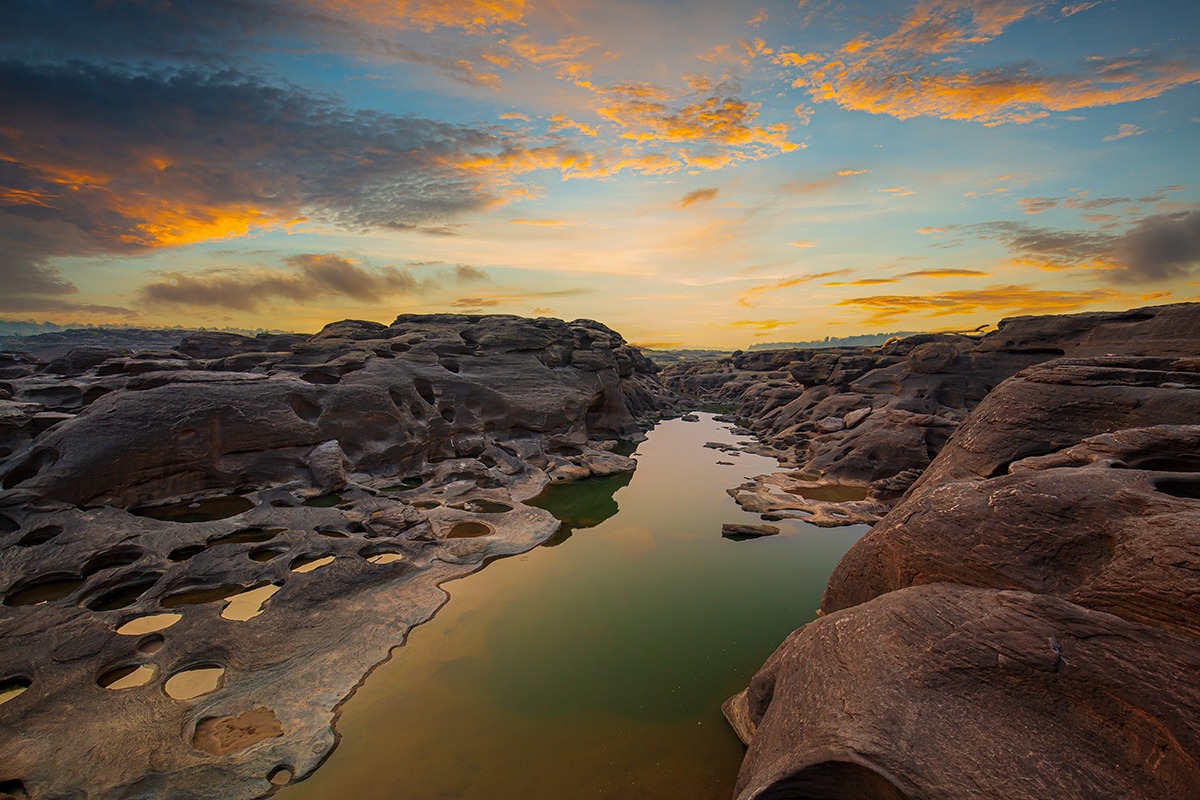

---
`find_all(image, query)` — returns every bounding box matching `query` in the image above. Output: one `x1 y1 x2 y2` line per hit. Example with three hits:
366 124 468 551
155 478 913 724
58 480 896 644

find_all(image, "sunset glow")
2 0 1197 345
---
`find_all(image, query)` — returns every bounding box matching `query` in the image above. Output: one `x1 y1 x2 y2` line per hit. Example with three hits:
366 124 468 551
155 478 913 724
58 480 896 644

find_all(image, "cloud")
898 268 989 278
789 240 818 248
138 253 429 310
971 211 1200 282
1061 2 1102 16
449 297 502 308
1103 123 1148 142
738 270 853 307
454 265 491 283
0 60 571 307
678 188 721 208
774 0 1200 125
836 285 1127 322
745 9 768 27
730 319 793 331
509 218 574 227
825 278 899 286
837 169 871 177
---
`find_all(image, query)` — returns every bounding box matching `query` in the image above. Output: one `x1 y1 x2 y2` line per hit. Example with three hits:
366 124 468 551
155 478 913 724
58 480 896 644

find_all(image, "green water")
282 414 866 799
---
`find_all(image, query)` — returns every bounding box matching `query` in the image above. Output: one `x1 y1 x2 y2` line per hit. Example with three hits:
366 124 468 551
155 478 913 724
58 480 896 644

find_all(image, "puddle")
269 767 294 786
367 553 404 565
302 494 345 508
87 576 160 611
164 666 224 700
291 555 335 574
4 577 86 606
317 530 349 539
210 528 286 547
0 678 31 706
787 484 869 502
249 546 288 562
221 584 281 621
382 477 424 492
138 636 165 655
446 522 491 539
117 613 182 635
454 500 513 514
411 501 441 510
161 585 243 608
129 495 254 523
98 664 156 690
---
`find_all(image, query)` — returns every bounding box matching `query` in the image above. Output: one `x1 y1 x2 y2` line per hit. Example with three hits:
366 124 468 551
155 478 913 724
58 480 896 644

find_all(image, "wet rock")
721 523 779 539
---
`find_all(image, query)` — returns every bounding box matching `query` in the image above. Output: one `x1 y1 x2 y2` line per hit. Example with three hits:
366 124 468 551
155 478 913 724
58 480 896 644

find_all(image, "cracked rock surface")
725 355 1200 800
0 313 674 800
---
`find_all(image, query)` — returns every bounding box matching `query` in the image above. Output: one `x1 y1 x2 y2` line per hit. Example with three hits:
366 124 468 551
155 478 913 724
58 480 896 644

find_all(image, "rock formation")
0 314 672 800
664 302 1200 525
725 353 1200 799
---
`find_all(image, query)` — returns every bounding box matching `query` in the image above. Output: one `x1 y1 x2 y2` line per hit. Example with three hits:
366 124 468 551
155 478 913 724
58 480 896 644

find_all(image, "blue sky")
2 0 1198 346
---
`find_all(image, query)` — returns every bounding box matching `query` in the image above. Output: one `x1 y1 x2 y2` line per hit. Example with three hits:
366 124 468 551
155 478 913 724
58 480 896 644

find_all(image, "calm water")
282 414 866 799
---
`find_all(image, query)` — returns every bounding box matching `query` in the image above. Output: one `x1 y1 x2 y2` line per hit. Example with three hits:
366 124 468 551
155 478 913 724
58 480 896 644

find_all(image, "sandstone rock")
729 351 1200 800
721 523 779 539
307 440 350 493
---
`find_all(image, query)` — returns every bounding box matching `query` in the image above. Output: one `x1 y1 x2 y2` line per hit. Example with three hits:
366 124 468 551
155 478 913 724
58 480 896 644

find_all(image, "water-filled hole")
221 584 280 621
137 635 165 655
86 575 160 611
412 501 441 510
164 665 224 700
130 495 253 523
317 529 349 539
83 547 144 576
269 766 294 786
367 553 405 564
291 555 335 573
4 576 86 606
447 521 492 539
786 484 869 502
454 500 513 514
249 546 287 562
98 664 156 690
1156 477 1200 500
0 678 31 706
300 370 339 385
382 476 424 492
168 545 207 562
161 584 244 608
208 528 285 547
116 613 182 635
16 525 61 547
302 494 344 508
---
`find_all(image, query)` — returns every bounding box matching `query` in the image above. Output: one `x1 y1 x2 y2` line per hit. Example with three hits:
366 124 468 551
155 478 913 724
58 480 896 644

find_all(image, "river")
281 413 867 799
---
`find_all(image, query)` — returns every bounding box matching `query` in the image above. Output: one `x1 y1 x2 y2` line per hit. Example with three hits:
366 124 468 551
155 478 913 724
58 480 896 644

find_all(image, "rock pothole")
164 666 224 701
98 664 156 690
116 613 182 636
192 707 282 755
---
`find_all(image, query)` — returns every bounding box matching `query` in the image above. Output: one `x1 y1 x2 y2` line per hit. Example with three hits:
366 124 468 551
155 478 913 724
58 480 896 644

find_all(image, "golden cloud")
678 187 720 208
835 284 1127 322
824 278 899 286
775 0 1200 125
313 0 528 34
737 270 853 307
898 268 989 278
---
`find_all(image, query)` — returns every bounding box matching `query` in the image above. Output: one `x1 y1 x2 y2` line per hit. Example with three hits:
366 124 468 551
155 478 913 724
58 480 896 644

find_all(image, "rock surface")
726 354 1200 799
665 303 1200 525
0 314 673 800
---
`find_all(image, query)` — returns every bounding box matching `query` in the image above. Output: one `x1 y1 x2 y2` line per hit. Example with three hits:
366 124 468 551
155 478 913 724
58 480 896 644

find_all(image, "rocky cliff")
724 351 1200 799
0 314 673 800
664 302 1200 525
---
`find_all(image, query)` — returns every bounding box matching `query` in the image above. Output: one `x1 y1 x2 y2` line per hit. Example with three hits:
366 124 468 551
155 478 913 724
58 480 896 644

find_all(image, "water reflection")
529 472 633 546
281 414 866 800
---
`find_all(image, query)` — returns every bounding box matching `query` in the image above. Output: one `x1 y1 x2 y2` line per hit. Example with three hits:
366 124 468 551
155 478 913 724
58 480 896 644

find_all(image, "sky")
2 0 1198 348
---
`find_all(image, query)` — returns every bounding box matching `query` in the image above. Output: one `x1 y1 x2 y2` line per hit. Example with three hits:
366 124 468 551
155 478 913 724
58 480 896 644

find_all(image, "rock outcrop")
725 354 1200 799
0 314 673 800
664 302 1200 525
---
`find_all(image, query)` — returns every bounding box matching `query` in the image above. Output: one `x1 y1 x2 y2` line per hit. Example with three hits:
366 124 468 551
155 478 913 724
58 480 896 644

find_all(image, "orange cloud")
738 270 853 307
836 284 1127 322
898 268 989 278
825 278 899 286
776 0 1200 125
789 240 818 248
549 114 599 137
730 319 794 331
837 168 870 176
678 187 720 208
312 0 528 34
746 8 768 27
508 218 575 227
1103 123 1148 142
